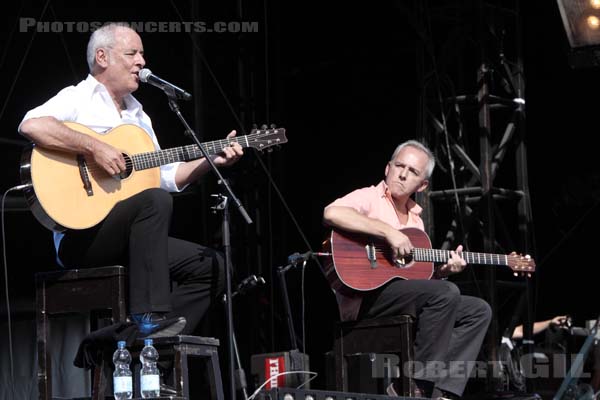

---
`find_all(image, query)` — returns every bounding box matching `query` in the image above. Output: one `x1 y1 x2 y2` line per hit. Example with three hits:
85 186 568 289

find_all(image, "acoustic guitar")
20 122 287 231
322 228 535 292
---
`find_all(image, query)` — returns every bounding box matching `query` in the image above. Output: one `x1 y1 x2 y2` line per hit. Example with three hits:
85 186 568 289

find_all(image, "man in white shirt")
19 22 244 337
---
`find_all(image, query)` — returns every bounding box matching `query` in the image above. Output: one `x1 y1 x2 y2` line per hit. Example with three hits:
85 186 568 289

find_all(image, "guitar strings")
370 245 512 265
80 131 269 175
371 246 449 262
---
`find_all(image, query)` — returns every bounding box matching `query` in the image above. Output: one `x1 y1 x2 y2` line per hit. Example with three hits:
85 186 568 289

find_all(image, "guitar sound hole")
394 255 413 268
118 153 134 179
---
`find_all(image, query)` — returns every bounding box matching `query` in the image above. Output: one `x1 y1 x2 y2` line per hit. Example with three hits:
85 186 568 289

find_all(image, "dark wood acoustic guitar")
322 228 535 292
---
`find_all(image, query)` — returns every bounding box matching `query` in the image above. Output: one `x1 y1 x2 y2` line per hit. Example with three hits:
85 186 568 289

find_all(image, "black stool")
333 315 415 396
35 265 127 400
131 335 224 400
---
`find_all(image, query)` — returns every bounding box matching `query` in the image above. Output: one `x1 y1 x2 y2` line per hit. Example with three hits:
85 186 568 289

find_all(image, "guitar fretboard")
412 248 508 266
131 136 252 171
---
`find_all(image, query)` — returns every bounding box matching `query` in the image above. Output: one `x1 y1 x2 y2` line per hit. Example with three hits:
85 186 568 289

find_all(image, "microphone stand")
222 294 249 400
221 276 264 400
277 261 301 352
166 92 252 400
275 255 316 389
278 252 330 350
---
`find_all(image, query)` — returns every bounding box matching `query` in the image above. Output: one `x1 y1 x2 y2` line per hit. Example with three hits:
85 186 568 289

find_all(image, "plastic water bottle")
140 338 160 398
112 341 133 400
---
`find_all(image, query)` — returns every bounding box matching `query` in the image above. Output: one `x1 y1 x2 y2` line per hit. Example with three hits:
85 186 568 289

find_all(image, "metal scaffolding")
409 0 536 393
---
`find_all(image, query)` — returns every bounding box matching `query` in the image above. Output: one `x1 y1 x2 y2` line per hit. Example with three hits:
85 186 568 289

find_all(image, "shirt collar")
377 180 423 216
84 74 143 117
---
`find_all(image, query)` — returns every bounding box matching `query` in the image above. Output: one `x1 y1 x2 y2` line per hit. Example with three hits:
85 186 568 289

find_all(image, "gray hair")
390 140 435 178
86 22 132 72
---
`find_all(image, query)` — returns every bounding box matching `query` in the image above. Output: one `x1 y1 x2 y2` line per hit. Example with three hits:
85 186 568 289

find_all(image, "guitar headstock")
247 125 287 152
507 253 536 277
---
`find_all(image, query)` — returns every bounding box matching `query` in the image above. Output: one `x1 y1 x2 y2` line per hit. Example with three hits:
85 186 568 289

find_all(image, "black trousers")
358 279 492 396
58 188 225 334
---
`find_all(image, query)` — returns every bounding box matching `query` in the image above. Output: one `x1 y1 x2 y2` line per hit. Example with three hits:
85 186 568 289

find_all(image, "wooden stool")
131 335 224 400
35 265 127 400
333 315 415 396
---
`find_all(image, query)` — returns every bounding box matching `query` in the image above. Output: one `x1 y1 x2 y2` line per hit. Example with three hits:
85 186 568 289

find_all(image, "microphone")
138 68 192 101
233 275 266 298
287 251 331 266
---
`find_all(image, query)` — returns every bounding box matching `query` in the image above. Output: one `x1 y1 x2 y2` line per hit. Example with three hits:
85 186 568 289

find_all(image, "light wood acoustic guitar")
322 228 535 292
20 122 287 232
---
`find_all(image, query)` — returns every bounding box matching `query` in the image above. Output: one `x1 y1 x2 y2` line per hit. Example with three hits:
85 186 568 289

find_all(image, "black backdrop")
1 0 600 396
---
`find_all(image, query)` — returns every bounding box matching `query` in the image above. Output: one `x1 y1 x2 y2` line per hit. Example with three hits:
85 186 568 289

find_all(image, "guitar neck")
412 248 508 266
131 135 251 171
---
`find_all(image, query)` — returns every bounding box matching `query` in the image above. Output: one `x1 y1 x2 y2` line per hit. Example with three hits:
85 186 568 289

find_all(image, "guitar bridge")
365 242 377 269
77 155 93 196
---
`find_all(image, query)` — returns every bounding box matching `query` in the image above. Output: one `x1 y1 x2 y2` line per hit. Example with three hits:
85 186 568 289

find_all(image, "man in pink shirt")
323 140 491 399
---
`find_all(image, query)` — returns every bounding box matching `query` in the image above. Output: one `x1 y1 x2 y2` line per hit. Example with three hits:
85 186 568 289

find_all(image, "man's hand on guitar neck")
210 130 243 167
174 130 243 189
436 245 467 278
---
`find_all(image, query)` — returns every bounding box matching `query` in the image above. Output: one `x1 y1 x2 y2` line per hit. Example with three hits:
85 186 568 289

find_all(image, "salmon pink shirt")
325 180 425 320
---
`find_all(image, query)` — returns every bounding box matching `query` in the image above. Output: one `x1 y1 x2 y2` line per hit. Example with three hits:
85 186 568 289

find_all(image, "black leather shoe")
130 313 187 338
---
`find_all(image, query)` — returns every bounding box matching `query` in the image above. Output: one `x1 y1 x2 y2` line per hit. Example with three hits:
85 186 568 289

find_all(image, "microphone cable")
247 370 318 400
1 184 30 398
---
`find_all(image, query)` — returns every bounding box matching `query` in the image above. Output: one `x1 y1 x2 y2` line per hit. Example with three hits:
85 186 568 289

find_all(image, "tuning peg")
270 123 277 129
261 124 268 130
252 123 258 129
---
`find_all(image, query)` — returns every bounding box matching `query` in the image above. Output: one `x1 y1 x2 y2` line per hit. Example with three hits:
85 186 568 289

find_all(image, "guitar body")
325 227 435 292
21 122 288 232
21 122 160 231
